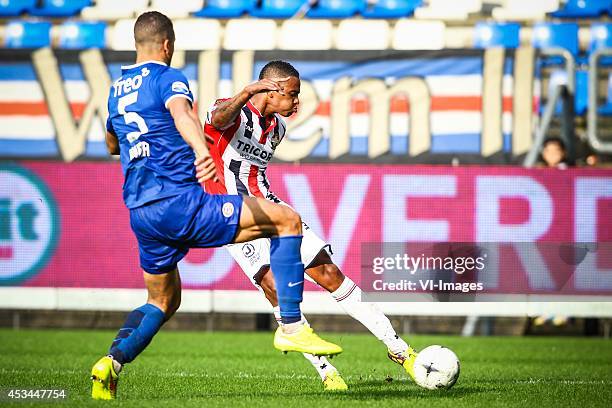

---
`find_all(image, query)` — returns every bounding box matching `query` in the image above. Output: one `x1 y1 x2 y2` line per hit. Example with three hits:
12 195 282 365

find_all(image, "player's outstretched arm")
168 97 217 182
210 77 290 130
105 130 120 155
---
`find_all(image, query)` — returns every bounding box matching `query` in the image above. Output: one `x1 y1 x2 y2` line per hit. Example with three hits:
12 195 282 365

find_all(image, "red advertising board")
1 162 611 294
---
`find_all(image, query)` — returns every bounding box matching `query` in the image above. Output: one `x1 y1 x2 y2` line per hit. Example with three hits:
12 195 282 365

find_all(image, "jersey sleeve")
157 69 194 110
106 116 115 134
205 98 240 131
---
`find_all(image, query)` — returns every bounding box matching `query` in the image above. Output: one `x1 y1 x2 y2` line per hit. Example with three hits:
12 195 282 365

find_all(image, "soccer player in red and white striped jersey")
203 61 418 391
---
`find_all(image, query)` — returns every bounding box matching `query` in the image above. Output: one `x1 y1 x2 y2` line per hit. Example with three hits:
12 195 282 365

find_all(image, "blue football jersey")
106 60 197 209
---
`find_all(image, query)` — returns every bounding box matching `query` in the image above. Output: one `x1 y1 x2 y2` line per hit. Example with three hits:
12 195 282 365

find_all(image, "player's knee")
278 207 302 236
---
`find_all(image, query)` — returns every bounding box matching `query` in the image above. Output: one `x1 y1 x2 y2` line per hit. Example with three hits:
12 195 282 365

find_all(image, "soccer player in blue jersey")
91 11 341 400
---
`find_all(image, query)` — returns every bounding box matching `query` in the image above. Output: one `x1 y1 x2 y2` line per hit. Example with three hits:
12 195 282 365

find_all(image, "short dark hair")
543 136 566 151
134 11 175 46
259 60 299 80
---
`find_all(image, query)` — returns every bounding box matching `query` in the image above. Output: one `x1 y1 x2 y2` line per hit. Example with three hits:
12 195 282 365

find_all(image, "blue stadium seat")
551 0 608 18
250 0 306 18
361 0 422 19
306 0 366 18
58 21 106 49
597 73 612 116
590 23 612 53
28 0 91 17
5 20 51 48
533 22 580 67
473 22 520 49
194 0 256 18
532 22 579 58
0 0 36 16
590 23 612 65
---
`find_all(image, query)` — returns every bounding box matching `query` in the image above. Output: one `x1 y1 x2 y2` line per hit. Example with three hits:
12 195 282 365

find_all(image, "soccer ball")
413 345 460 390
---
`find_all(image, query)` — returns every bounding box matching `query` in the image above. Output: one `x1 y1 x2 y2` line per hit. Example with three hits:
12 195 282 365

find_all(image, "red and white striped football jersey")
203 99 286 202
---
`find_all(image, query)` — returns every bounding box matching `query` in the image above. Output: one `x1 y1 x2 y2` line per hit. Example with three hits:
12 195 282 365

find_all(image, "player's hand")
195 155 218 183
244 77 290 96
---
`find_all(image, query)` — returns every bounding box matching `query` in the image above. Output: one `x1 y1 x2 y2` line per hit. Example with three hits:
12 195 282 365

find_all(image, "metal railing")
588 47 612 154
523 48 576 167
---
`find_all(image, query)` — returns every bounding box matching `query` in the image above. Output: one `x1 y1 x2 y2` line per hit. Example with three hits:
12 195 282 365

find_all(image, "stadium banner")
0 48 535 164
0 162 611 300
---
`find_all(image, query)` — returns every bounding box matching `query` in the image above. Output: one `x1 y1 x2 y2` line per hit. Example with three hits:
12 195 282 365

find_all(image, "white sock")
301 352 336 380
331 277 408 354
273 306 336 380
272 306 305 334
107 355 122 374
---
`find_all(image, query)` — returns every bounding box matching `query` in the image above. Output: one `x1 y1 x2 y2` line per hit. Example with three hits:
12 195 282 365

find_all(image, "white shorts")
226 220 331 287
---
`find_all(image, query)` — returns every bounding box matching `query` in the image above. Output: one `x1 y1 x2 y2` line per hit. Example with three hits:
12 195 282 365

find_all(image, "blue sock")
108 303 165 364
270 236 304 324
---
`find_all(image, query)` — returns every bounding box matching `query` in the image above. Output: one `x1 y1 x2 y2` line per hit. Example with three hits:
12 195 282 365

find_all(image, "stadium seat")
5 20 51 48
28 0 91 17
551 0 608 18
173 19 221 50
590 23 612 66
0 0 35 16
473 22 520 49
392 20 445 50
492 0 559 20
223 19 277 50
194 0 256 18
598 73 612 116
81 0 148 20
58 21 107 49
414 0 482 21
306 0 366 19
532 22 579 58
361 0 422 19
589 23 612 54
278 19 333 49
150 0 204 18
335 19 390 49
250 0 306 18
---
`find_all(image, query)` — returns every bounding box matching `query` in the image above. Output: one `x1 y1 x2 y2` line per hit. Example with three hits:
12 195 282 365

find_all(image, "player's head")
134 11 175 65
259 61 300 117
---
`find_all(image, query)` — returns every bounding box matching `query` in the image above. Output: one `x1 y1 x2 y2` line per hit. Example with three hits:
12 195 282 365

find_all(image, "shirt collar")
246 101 263 117
121 60 167 70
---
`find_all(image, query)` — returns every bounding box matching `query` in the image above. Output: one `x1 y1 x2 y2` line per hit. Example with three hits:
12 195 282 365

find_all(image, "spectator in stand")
538 137 568 169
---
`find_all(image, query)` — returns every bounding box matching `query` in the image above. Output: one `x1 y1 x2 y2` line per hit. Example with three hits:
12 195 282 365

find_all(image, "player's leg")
228 237 344 390
109 269 181 363
256 270 346 391
186 192 340 356
233 196 303 323
91 268 181 400
92 196 188 400
231 196 341 356
303 249 418 379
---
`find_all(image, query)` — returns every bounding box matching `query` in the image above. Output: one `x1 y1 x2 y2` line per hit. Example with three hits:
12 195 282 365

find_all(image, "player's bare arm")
210 77 290 130
168 97 217 182
105 130 120 155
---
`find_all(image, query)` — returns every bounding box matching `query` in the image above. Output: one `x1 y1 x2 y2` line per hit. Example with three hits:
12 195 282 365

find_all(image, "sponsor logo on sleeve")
171 81 190 95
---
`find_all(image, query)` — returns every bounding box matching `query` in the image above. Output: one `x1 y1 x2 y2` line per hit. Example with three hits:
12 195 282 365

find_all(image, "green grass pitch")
1 328 611 407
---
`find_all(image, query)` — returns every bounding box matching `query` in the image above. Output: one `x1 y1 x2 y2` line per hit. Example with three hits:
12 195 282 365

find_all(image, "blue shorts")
129 187 243 274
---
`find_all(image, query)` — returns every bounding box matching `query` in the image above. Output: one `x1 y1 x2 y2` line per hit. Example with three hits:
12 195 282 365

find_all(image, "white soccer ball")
413 345 460 390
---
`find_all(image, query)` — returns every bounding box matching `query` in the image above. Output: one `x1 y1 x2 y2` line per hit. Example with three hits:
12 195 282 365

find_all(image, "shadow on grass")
181 381 484 401
343 381 484 400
